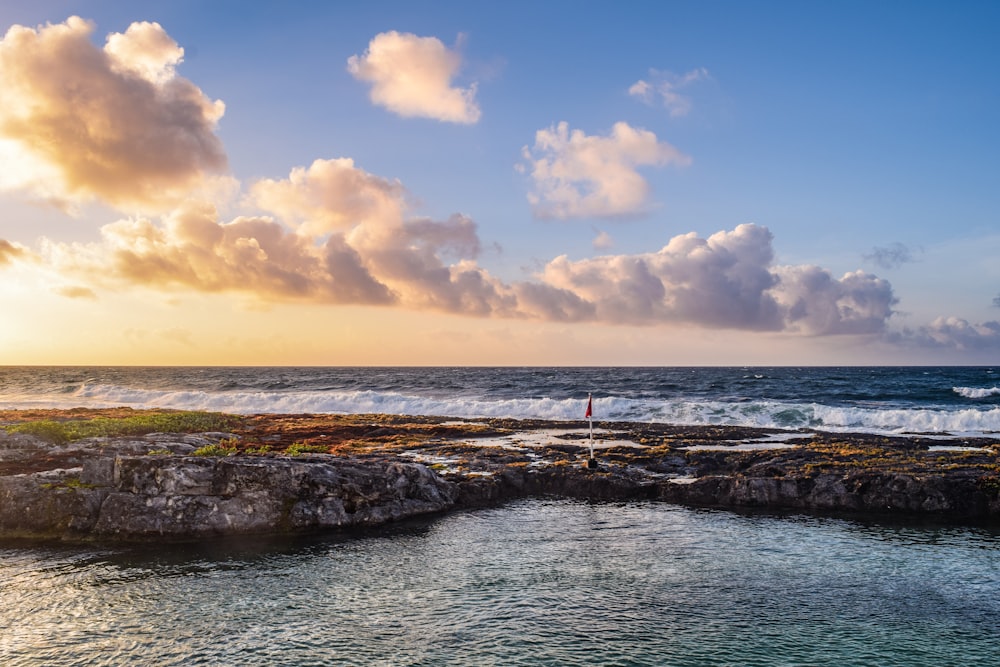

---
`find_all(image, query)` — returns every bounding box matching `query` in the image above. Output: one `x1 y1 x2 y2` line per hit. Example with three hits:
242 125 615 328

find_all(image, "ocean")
2 366 1000 665
1 366 1000 436
2 501 998 666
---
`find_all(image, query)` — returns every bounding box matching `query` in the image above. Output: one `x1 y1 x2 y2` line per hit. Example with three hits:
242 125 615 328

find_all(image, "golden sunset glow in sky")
1 2 998 365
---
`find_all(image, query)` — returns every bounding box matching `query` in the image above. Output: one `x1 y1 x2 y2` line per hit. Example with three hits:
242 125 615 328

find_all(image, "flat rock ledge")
0 454 454 542
2 422 999 542
659 471 999 517
0 429 460 542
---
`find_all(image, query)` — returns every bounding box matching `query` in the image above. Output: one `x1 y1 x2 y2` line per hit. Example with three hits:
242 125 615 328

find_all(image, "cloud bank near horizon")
39 156 898 337
1 17 997 354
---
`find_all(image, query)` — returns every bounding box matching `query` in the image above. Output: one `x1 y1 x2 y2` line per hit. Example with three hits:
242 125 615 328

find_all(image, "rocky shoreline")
2 409 999 542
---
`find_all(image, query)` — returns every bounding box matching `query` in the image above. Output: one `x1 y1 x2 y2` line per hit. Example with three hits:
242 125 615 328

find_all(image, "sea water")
2 367 1000 664
1 501 999 666
1 366 999 436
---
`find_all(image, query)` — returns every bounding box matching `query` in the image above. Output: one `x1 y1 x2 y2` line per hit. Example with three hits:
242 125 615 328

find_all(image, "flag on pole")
585 392 596 467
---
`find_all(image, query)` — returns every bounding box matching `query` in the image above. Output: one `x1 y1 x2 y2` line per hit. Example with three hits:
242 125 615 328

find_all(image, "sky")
0 0 998 366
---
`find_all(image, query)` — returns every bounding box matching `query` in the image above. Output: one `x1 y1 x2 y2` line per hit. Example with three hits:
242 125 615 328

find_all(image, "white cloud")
104 20 184 84
541 224 783 328
0 239 27 265
250 158 407 237
592 230 614 250
896 317 1000 351
347 31 480 124
0 16 228 212
41 184 901 338
521 121 690 219
44 156 513 314
771 266 897 335
539 223 897 334
629 67 710 117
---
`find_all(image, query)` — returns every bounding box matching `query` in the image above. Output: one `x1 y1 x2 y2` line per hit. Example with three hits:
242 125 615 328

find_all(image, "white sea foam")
954 386 1000 399
927 445 991 452
3 380 1000 438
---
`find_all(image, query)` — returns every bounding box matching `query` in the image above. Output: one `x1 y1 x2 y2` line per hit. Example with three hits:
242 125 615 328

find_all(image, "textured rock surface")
2 414 999 542
659 470 1000 517
0 437 456 541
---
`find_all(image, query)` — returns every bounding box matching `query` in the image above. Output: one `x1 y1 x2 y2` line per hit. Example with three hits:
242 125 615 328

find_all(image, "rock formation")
660 469 998 517
1 413 998 542
0 431 454 541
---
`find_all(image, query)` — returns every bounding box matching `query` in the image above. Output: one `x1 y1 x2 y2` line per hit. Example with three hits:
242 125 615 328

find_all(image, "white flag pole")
583 393 597 469
588 392 595 465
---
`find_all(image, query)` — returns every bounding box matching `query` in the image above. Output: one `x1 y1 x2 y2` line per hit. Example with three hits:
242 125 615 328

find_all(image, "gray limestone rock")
0 451 456 541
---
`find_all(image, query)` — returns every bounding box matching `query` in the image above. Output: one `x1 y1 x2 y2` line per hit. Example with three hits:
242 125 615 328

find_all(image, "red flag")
585 395 592 419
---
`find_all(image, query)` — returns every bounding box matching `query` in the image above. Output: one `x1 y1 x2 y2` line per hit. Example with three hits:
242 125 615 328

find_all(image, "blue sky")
0 1 998 364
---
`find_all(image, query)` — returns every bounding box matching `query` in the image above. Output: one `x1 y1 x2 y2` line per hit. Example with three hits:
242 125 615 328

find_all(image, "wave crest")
1 382 996 437
953 386 1000 399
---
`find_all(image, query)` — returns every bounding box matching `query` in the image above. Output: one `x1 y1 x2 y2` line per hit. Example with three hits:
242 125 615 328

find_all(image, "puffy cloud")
0 239 27 265
249 158 506 312
250 158 407 236
537 223 897 334
45 157 510 313
771 267 897 335
521 121 690 219
592 230 614 250
51 204 394 304
863 242 920 269
104 20 183 84
33 135 896 338
510 281 595 322
540 224 783 328
346 213 511 315
347 31 480 124
899 317 1000 351
43 194 899 336
397 214 482 260
629 67 710 117
0 16 227 211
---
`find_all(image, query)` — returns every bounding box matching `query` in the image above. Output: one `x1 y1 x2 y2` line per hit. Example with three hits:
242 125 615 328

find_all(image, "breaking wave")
954 386 1000 399
0 381 990 437
2 367 999 438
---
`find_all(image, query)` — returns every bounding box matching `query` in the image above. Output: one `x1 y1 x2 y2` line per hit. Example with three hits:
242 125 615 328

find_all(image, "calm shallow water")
2 500 998 666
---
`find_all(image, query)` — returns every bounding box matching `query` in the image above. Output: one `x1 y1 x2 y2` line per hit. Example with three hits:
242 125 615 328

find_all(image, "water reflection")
2 501 999 666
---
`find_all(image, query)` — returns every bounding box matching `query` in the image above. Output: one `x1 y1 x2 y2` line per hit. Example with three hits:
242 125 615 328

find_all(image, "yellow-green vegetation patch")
978 476 1000 496
4 411 242 445
191 442 239 457
285 442 329 456
40 476 98 491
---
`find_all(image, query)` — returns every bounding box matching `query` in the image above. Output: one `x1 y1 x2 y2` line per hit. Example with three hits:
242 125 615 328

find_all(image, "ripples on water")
3 366 1000 435
2 501 999 666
